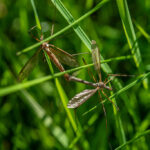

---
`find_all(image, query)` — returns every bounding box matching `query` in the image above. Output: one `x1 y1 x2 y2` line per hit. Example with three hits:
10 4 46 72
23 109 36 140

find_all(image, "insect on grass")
67 40 118 114
18 23 79 81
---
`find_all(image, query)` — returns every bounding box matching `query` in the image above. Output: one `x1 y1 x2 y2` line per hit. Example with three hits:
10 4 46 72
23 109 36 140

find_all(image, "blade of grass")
31 0 41 30
116 0 148 89
17 0 110 55
115 0 147 144
5 58 69 148
20 90 69 147
0 55 133 97
30 0 78 133
110 84 128 147
45 41 89 149
134 21 150 42
116 0 142 68
44 51 78 133
115 129 150 150
51 0 112 73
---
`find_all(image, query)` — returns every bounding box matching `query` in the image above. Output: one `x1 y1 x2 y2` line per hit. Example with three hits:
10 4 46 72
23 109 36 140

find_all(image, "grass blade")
31 0 78 133
115 129 150 150
134 21 150 42
31 0 41 30
44 51 78 132
116 0 142 68
0 55 133 97
17 0 110 55
20 90 69 147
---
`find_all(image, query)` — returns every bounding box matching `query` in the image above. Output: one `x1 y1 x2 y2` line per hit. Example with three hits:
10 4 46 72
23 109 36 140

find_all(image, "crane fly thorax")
96 82 112 91
41 42 50 51
96 82 105 88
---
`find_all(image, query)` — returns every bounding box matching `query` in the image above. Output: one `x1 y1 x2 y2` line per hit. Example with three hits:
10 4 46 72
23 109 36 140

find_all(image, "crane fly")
18 24 78 81
67 40 115 109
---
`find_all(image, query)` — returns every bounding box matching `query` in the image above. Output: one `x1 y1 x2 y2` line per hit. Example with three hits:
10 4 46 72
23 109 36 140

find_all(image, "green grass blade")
51 0 109 49
30 0 78 133
134 21 150 42
55 79 77 132
115 129 150 150
30 0 41 30
110 87 128 146
20 90 69 147
115 1 147 143
116 0 148 89
51 0 112 73
116 0 142 68
0 55 133 97
17 0 109 55
44 51 78 133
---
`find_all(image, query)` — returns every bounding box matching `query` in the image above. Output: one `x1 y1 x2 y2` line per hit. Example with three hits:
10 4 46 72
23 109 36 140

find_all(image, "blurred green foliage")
0 0 150 149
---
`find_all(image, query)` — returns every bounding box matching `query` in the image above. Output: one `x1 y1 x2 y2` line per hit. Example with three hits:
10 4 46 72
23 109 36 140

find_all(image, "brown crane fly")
18 25 78 81
67 40 116 110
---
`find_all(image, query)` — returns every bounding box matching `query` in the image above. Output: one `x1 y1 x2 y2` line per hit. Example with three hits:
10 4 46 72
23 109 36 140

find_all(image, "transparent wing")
29 22 53 40
18 49 41 81
91 40 101 81
49 44 78 67
67 88 98 108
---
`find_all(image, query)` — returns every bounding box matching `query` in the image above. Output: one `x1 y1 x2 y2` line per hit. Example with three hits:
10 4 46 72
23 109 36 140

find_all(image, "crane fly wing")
18 49 41 81
49 44 78 67
67 88 98 108
91 40 101 81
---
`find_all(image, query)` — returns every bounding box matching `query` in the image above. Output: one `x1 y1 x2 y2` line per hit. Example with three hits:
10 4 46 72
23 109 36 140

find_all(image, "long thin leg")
104 74 110 83
104 77 114 85
104 73 135 84
98 91 107 128
108 74 135 77
104 73 135 85
101 90 119 111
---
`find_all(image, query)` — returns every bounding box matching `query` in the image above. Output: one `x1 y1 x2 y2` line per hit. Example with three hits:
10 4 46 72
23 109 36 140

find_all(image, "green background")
0 0 150 149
